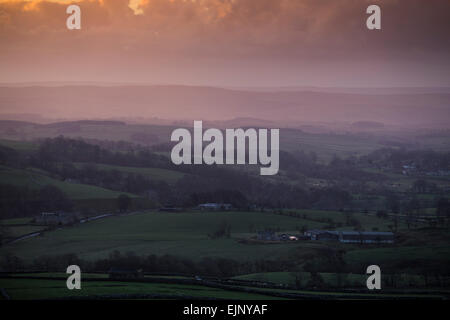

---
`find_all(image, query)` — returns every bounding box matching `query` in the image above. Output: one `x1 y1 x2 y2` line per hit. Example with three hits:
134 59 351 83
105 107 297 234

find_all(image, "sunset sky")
1 0 449 87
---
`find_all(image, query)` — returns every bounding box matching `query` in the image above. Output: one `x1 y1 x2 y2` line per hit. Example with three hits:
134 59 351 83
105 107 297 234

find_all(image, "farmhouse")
34 212 77 226
305 230 340 241
305 230 394 244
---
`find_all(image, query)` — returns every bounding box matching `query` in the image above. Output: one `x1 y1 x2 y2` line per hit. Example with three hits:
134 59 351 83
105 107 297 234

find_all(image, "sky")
0 0 450 87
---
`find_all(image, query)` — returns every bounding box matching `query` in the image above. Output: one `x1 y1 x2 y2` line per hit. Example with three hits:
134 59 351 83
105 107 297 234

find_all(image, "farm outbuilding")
305 230 340 241
305 230 394 244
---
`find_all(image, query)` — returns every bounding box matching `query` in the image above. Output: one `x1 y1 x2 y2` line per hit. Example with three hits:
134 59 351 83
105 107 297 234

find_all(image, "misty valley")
0 115 449 300
0 0 449 310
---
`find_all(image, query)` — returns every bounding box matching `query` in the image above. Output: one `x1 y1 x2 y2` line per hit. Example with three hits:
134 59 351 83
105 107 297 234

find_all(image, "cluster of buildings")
305 230 394 244
256 229 394 244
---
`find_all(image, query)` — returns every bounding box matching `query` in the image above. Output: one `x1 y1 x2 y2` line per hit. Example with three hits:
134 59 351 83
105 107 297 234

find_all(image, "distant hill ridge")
0 85 449 126
43 120 126 128
0 119 126 127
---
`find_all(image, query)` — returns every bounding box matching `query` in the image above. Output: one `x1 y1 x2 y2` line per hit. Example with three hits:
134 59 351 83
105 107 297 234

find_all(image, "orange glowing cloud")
0 0 148 15
0 0 449 86
0 0 235 16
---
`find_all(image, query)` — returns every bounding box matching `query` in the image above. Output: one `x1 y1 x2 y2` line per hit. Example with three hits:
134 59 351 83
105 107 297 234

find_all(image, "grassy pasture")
0 278 277 300
1 211 449 299
1 209 432 265
1 276 444 300
0 139 37 152
0 165 136 200
73 162 185 185
0 211 332 262
2 225 46 238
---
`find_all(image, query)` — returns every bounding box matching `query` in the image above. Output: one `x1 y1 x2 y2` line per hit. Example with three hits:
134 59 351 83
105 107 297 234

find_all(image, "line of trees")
0 184 73 218
2 250 449 288
2 136 448 217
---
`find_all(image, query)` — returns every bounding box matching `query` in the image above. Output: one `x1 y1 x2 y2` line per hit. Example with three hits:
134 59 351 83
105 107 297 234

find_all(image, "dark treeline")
2 249 448 282
35 136 170 169
0 184 73 218
0 137 355 216
1 136 387 181
1 137 449 219
0 250 295 278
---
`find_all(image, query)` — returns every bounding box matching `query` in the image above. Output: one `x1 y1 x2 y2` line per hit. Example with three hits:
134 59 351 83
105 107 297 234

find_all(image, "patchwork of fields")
73 162 185 185
1 272 447 300
0 123 449 300
1 210 448 274
0 277 279 300
1 211 329 262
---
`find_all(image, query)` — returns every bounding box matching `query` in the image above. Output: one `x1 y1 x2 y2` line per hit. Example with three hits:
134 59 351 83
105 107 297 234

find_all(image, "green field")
0 139 38 152
1 210 446 269
2 225 46 238
0 278 279 300
2 273 446 300
1 210 449 299
0 165 137 200
0 211 331 262
74 162 185 185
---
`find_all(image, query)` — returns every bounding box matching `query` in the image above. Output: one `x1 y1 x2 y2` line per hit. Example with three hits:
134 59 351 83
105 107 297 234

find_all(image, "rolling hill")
0 85 449 126
0 165 136 200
